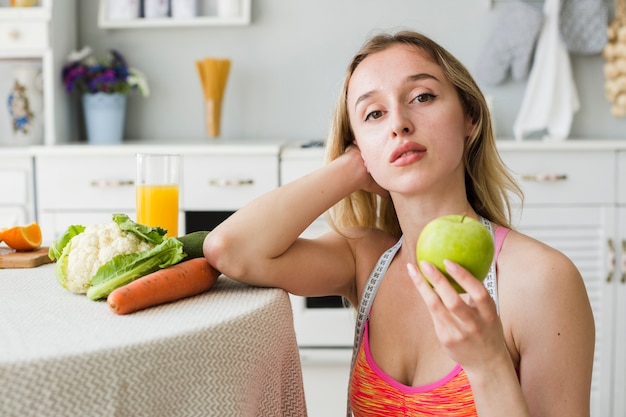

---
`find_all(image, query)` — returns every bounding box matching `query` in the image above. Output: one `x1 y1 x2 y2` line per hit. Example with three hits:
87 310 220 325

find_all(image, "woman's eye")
413 93 436 103
365 110 384 121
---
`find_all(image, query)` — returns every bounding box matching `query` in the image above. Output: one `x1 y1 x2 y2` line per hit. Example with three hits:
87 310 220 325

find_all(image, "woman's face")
346 44 474 196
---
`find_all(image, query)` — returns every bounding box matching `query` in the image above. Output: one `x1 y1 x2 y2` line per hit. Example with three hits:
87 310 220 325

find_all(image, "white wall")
78 0 623 142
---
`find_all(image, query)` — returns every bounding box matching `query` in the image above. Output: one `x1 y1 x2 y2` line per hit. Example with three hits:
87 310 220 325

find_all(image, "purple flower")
61 48 149 96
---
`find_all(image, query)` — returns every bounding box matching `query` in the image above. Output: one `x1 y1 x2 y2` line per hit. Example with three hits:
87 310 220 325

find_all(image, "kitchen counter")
0 264 307 417
1 138 626 158
27 139 285 156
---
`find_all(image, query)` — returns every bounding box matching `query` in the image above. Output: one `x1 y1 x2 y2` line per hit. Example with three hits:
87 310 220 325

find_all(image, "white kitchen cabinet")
281 144 353 417
182 153 278 211
33 143 281 243
35 152 138 242
0 0 77 146
299 348 352 417
0 151 35 226
499 147 618 417
613 151 626 417
97 0 251 29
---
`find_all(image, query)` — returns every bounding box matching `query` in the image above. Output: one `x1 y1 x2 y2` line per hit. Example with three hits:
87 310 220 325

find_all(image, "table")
0 264 307 417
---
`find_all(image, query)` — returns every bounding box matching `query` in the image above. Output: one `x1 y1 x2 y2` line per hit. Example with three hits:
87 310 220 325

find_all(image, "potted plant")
61 47 149 144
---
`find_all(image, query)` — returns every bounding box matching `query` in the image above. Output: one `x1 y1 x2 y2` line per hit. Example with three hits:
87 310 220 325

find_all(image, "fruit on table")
0 222 42 251
416 214 494 293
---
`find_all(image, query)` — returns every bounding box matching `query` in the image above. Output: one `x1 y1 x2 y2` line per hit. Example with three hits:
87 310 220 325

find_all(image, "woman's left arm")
408 233 595 417
500 236 595 417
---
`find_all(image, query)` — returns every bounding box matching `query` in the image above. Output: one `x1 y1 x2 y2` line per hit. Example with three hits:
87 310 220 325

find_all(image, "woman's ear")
465 118 478 139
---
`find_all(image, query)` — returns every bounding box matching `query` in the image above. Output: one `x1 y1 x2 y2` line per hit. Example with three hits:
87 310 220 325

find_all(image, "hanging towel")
513 0 580 141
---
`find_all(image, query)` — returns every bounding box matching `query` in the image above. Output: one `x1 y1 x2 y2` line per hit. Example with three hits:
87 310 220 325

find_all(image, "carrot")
107 257 219 315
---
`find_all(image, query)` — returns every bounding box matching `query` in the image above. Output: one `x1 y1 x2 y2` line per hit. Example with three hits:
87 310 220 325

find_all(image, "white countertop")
2 138 626 158
27 139 285 157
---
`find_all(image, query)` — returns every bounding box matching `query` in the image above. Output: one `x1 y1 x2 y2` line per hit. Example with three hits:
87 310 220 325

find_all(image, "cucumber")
175 230 210 259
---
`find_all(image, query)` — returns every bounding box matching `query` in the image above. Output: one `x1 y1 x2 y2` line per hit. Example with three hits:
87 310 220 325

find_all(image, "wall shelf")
0 4 50 20
98 0 251 29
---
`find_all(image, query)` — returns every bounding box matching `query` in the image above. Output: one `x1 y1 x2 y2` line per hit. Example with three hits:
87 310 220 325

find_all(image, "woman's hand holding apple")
407 260 510 373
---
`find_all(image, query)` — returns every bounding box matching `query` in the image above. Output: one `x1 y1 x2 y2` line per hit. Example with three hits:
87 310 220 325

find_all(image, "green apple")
416 214 494 293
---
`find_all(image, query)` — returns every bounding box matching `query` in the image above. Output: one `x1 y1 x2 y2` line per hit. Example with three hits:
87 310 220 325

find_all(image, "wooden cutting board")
0 246 54 268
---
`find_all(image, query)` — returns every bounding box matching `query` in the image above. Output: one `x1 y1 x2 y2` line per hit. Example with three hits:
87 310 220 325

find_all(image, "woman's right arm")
203 147 373 297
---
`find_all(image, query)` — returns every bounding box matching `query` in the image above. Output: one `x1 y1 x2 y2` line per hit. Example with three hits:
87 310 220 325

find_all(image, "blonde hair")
324 30 523 235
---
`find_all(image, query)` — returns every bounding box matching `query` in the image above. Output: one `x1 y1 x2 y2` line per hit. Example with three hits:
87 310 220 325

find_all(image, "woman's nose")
391 110 413 137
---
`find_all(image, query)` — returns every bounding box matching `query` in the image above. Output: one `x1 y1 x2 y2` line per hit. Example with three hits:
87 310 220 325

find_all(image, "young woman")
203 30 595 417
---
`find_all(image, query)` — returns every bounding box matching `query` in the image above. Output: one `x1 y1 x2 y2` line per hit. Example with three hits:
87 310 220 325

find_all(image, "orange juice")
136 184 179 237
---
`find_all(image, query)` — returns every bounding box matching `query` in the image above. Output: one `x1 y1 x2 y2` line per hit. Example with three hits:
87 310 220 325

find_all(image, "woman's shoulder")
338 227 400 300
500 228 577 267
496 228 585 300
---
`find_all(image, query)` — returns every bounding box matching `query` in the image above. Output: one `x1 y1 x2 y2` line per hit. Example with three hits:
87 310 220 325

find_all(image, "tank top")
348 220 510 417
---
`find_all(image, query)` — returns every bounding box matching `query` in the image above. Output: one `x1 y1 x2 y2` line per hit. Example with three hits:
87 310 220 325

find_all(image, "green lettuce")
112 213 167 245
48 225 86 261
86 237 185 300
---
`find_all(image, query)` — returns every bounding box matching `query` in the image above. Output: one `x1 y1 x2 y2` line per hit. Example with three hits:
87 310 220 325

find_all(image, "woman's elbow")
203 229 247 279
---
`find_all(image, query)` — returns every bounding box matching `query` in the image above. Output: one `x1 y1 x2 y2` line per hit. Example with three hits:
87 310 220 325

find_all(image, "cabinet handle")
622 240 626 284
208 178 254 187
90 179 135 188
607 239 615 283
8 29 21 41
520 173 568 182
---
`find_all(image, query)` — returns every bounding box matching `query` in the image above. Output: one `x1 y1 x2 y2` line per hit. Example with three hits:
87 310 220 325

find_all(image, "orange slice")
1 222 42 251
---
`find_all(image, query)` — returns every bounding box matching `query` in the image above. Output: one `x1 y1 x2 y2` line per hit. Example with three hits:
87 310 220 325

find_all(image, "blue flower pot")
82 93 127 145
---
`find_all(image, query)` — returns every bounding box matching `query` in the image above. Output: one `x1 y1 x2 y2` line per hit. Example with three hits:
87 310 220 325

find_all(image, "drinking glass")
136 153 180 237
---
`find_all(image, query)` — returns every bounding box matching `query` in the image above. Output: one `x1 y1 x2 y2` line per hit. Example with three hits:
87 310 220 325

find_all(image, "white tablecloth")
0 264 307 417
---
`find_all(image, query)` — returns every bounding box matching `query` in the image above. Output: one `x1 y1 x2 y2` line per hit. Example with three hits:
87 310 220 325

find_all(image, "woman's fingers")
442 260 496 316
407 261 465 325
407 260 504 367
407 260 496 331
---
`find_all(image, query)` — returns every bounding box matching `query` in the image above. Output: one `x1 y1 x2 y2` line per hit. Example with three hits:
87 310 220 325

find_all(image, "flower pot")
82 93 127 145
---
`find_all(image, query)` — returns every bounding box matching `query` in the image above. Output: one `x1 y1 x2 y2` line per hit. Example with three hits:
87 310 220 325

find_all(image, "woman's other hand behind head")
344 144 390 198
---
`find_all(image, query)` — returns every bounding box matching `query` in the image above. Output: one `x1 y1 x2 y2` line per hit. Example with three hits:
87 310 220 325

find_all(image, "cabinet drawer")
183 155 278 210
36 155 136 210
281 158 323 185
0 168 28 205
0 21 47 50
0 207 28 228
499 150 615 205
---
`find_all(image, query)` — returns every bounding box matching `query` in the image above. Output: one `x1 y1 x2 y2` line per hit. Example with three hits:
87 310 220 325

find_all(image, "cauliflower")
50 214 186 300
64 222 154 293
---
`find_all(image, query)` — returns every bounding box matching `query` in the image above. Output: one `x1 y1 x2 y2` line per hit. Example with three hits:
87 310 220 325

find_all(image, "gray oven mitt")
559 0 608 55
475 1 544 85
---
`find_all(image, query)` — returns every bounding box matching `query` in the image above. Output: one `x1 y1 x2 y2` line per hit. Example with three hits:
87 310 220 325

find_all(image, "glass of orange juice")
136 153 180 237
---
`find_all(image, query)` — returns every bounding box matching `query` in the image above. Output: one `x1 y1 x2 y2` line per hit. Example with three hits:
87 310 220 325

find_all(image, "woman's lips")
390 142 426 166
392 150 425 166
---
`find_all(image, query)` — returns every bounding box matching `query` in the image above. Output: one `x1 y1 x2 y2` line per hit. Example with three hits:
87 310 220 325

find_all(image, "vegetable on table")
48 214 210 301
107 257 219 315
